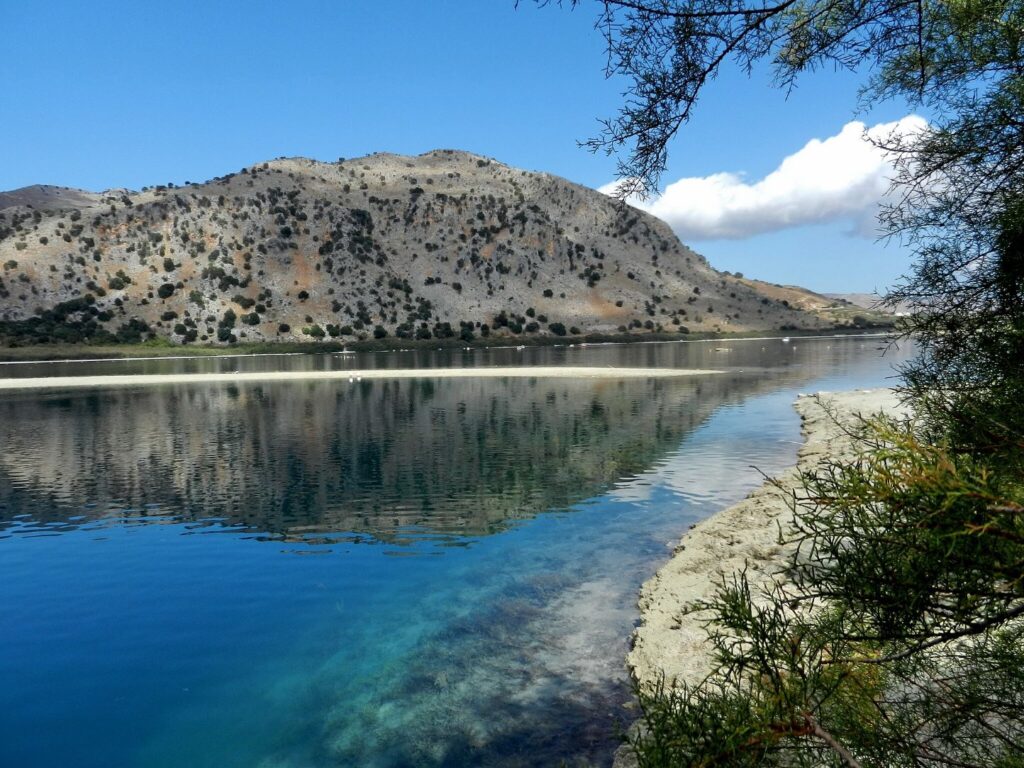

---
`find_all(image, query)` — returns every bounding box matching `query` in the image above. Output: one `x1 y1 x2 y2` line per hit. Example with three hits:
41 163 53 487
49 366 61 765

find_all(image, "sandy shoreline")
0 366 721 392
627 388 906 692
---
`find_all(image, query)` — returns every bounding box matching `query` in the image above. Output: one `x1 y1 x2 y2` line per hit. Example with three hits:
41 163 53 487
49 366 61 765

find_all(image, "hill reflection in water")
0 370 783 543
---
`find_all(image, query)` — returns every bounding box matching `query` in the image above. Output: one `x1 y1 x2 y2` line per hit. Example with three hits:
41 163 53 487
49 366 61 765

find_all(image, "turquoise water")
0 337 911 767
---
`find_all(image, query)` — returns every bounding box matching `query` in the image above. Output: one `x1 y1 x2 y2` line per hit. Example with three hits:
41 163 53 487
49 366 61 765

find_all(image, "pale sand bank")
0 366 721 392
627 388 907 692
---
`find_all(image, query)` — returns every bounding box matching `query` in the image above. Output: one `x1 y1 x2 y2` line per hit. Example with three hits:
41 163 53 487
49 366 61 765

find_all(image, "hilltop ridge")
0 151 875 346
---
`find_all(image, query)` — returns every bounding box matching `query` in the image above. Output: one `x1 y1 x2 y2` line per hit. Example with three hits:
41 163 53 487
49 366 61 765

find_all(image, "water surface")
0 336 910 767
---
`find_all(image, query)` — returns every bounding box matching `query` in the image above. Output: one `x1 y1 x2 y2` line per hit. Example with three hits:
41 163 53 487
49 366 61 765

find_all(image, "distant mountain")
0 184 104 212
0 151 881 346
825 292 913 315
733 281 898 327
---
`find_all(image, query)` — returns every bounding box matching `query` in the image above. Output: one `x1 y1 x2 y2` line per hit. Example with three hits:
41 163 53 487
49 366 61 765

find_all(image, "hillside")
735 279 897 328
0 151 861 346
825 292 914 316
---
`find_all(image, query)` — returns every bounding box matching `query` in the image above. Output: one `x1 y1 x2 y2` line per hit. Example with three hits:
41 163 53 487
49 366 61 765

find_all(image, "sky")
1 0 918 292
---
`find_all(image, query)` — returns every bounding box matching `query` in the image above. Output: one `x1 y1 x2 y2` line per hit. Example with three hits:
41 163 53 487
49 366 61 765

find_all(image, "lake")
0 336 911 767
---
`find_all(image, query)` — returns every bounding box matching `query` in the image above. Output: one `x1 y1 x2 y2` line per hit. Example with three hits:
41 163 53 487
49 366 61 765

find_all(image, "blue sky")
1 0 916 292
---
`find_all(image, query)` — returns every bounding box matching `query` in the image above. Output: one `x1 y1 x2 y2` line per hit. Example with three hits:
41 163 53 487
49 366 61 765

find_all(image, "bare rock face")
0 150 832 345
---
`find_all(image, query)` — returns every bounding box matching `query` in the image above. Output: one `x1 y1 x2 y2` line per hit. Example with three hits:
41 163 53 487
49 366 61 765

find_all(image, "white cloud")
599 116 927 241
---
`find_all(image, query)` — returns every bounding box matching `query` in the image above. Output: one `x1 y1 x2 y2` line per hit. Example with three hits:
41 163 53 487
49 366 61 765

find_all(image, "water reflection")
0 371 798 543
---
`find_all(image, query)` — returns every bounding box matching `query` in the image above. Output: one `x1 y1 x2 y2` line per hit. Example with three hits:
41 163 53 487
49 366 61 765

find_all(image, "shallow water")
0 336 911 767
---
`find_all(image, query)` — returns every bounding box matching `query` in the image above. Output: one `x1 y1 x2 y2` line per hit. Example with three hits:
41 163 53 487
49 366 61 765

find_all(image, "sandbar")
0 366 721 392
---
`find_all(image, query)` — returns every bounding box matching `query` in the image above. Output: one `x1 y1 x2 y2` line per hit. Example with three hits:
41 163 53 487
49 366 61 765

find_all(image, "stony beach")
627 388 906 691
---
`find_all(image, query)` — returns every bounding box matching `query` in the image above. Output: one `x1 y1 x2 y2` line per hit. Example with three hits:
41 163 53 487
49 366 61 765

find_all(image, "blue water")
0 337 911 767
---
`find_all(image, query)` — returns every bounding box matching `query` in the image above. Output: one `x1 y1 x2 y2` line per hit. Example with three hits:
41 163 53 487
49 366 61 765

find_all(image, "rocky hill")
0 151 851 346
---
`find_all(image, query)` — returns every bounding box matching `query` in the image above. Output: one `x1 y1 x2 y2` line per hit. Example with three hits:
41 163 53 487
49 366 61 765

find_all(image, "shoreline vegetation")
0 327 894 364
